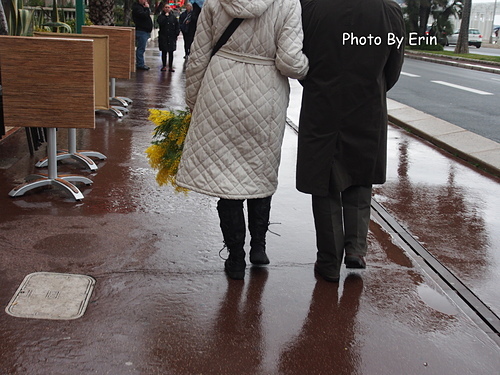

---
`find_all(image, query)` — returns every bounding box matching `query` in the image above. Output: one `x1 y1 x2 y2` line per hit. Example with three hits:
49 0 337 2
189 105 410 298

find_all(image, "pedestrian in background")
176 0 309 280
158 3 180 72
189 1 202 43
296 0 405 282
132 0 154 70
179 3 195 58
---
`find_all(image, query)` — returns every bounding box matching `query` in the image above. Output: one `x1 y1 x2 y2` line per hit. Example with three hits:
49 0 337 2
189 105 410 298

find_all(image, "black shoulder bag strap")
211 18 244 58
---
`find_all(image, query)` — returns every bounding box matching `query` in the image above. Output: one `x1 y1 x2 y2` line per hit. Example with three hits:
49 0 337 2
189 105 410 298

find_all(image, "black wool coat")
297 0 405 196
132 3 153 33
179 10 195 38
157 13 180 52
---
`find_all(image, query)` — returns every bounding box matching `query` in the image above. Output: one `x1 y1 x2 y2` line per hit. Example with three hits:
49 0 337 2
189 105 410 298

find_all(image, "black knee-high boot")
217 199 246 280
247 196 271 265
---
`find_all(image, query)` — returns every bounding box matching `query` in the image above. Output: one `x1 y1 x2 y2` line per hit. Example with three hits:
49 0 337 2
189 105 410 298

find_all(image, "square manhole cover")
5 272 95 320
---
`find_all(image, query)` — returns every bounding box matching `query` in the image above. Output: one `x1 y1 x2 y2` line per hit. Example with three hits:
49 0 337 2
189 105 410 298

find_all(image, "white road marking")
491 77 500 82
401 72 421 77
431 80 494 95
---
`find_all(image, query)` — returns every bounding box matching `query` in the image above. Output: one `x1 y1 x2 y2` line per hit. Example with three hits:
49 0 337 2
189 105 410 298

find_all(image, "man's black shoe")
136 65 150 70
344 254 366 269
314 262 340 282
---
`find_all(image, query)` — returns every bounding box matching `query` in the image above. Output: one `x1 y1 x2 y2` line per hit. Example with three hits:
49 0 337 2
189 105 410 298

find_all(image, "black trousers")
182 32 194 56
312 184 372 272
161 51 174 68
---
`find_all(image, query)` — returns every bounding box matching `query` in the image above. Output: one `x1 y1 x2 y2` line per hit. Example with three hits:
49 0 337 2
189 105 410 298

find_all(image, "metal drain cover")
5 272 95 320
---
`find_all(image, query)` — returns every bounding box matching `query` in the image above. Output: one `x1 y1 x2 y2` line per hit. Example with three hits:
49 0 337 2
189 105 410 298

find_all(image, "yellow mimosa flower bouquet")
145 108 191 193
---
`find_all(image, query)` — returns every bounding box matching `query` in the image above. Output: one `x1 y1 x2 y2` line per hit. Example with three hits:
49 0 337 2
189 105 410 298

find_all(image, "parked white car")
447 28 482 48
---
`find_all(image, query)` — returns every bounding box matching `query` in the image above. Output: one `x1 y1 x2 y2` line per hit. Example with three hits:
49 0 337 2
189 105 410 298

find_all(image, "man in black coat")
132 0 154 70
179 3 195 58
297 0 405 282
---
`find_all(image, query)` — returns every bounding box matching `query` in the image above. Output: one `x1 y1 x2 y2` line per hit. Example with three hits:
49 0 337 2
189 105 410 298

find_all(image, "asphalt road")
387 58 500 142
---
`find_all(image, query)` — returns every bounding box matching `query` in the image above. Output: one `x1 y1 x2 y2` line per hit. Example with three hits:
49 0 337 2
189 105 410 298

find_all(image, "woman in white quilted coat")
176 0 308 279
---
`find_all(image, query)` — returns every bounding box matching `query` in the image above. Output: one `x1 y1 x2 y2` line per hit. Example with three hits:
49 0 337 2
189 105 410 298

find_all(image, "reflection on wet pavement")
278 274 363 374
288 79 500 319
375 125 500 317
0 40 499 374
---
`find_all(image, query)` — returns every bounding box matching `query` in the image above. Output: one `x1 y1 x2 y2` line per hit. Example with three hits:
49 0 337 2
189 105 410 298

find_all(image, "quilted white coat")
176 0 309 199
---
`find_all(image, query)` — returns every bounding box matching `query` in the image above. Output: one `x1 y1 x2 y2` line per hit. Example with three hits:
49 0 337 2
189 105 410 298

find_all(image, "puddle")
417 284 459 316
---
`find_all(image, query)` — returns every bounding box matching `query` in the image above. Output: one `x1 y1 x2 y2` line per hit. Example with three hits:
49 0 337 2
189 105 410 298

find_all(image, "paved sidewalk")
387 98 500 177
0 41 499 374
400 50 500 176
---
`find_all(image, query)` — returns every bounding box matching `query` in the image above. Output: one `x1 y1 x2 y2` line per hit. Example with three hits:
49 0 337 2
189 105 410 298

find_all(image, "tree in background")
418 0 432 35
0 0 8 35
405 0 419 33
89 0 114 25
122 0 132 26
430 0 463 45
455 0 471 53
404 0 432 35
404 0 462 37
114 0 133 26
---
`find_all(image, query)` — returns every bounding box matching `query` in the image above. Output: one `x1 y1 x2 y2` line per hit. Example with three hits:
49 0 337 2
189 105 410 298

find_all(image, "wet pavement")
0 40 499 374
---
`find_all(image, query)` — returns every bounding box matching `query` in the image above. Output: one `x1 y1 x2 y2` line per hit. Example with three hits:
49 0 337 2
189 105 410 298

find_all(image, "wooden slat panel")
34 32 110 110
129 28 136 72
0 36 95 129
82 26 134 79
102 25 135 72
